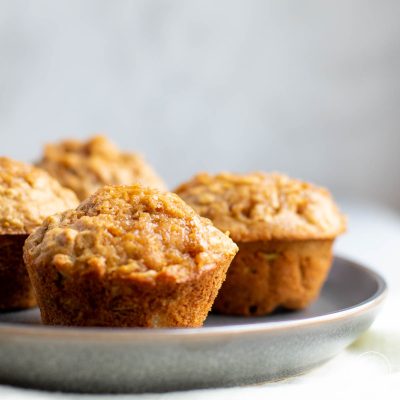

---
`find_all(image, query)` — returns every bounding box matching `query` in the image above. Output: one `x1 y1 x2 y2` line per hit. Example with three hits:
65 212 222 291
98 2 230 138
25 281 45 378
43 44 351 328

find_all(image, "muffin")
38 135 167 200
0 157 79 310
23 185 238 327
175 172 346 316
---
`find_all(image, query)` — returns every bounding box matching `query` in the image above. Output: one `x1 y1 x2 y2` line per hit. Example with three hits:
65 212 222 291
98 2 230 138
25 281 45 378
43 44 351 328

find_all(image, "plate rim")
0 255 388 341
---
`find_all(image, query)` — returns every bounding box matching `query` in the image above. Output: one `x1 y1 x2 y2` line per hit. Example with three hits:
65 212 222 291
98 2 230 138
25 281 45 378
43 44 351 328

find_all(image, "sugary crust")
175 172 346 242
213 239 333 316
38 135 167 200
0 235 36 310
24 185 238 327
24 185 238 282
0 157 79 235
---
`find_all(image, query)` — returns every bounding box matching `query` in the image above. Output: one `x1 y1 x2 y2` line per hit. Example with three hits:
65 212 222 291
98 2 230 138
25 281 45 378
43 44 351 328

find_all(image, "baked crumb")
176 172 346 242
25 184 238 282
0 157 79 234
38 135 167 200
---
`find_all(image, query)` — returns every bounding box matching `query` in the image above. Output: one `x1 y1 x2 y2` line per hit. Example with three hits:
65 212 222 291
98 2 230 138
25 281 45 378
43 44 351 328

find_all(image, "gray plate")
0 256 387 393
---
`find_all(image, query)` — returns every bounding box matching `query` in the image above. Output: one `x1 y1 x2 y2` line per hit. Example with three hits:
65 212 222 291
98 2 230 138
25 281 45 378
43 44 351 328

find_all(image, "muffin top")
0 157 79 235
24 185 238 282
175 172 346 242
38 135 167 201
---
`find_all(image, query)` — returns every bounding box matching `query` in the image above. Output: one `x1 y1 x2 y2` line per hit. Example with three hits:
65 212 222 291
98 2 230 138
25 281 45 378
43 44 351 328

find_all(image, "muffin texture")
38 135 167 201
175 172 346 316
23 185 238 327
0 157 79 310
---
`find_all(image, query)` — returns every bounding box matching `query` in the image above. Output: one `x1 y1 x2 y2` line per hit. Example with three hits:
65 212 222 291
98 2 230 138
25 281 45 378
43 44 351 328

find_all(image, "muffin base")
0 235 36 310
26 257 232 327
213 239 334 316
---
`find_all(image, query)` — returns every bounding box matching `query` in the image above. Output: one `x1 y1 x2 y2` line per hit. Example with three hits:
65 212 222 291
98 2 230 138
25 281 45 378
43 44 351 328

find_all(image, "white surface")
0 0 400 207
0 201 399 399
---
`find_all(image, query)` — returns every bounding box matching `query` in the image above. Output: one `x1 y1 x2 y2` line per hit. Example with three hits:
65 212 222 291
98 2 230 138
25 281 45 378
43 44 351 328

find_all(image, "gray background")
1 0 399 206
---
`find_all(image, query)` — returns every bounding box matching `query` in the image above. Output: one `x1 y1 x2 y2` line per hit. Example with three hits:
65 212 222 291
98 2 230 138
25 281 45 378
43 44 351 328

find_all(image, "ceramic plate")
0 256 387 393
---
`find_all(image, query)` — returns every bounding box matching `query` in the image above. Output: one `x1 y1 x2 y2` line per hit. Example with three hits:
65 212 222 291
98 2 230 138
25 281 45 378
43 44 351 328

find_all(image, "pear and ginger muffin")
0 157 79 310
38 135 167 201
23 185 238 327
175 172 346 316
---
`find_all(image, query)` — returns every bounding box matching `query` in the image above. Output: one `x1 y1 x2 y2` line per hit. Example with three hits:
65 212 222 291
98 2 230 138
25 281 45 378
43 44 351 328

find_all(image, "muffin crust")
175 172 346 242
38 135 167 200
0 157 79 235
24 185 238 327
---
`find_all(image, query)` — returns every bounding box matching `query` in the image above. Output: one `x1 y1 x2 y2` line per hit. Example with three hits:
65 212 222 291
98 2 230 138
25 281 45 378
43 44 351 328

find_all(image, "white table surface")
1 200 399 399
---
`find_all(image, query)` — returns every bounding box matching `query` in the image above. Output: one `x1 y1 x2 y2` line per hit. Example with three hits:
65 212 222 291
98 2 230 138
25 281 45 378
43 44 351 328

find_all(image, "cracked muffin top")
24 185 238 282
38 135 167 201
175 172 346 242
0 157 79 235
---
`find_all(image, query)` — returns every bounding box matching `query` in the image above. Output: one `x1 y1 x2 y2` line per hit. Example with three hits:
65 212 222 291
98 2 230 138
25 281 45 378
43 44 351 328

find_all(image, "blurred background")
0 0 399 209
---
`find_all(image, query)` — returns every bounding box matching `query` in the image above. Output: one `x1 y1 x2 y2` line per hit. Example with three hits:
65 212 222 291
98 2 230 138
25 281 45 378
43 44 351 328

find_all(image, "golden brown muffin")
38 135 167 201
23 185 238 327
0 157 79 310
175 172 346 316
